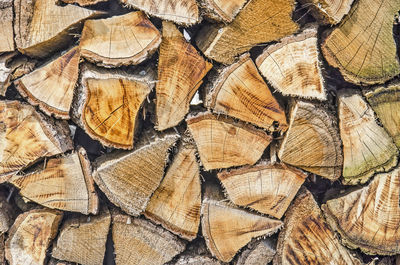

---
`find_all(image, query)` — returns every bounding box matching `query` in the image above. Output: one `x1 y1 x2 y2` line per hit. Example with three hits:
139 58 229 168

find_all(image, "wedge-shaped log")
256 26 326 100
278 101 343 180
112 214 186 265
14 0 99 57
9 148 98 215
145 142 201 240
322 0 400 84
274 189 362 265
236 238 276 265
0 101 73 183
218 163 307 219
206 54 287 132
196 0 299 64
187 112 272 170
298 0 354 24
62 0 108 6
119 0 199 25
52 208 111 265
156 22 212 131
338 91 398 184
365 83 400 148
5 209 63 265
15 47 80 119
0 0 14 52
198 0 247 22
80 12 161 67
94 133 178 216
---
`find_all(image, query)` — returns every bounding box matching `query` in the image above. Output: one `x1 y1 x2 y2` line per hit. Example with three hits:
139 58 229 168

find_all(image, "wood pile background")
0 0 400 264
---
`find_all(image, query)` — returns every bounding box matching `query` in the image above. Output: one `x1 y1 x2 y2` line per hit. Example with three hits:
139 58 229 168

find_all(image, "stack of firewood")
0 0 400 264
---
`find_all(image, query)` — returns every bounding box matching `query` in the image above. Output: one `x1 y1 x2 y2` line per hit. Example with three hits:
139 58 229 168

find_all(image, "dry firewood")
5 209 63 265
14 0 100 58
196 0 299 64
0 190 16 234
112 214 186 265
144 141 201 240
15 47 80 119
235 238 276 265
119 0 199 26
80 12 161 67
274 188 362 265
365 83 400 148
0 234 5 265
278 101 343 180
218 162 307 219
93 133 179 216
9 148 98 215
52 207 111 265
0 53 15 96
256 26 326 101
321 0 400 84
206 53 287 132
198 0 247 22
0 101 73 183
48 258 75 265
0 0 14 53
338 90 398 185
187 112 272 170
322 164 400 255
155 21 212 131
62 0 108 6
173 255 222 265
298 0 354 24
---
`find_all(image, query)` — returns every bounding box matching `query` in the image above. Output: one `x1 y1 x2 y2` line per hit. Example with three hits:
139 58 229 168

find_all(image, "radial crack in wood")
0 0 14 53
256 26 326 100
298 0 354 24
235 238 276 265
198 0 248 22
156 22 212 131
187 112 272 170
321 0 400 84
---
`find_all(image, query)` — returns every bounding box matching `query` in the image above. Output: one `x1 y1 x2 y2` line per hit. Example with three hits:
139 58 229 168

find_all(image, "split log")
93 133 179 216
52 208 111 265
5 209 63 265
198 0 247 22
278 101 343 180
218 162 307 219
321 0 400 84
15 47 80 119
196 0 299 64
256 26 326 101
187 112 272 170
73 64 154 149
0 101 73 183
173 255 222 265
112 214 186 265
48 258 74 265
119 0 199 26
155 22 212 131
9 148 98 215
144 141 201 240
338 90 398 185
80 12 161 67
235 238 276 265
0 53 15 96
62 0 108 6
298 0 354 24
322 164 400 255
14 0 100 58
0 0 14 53
0 191 16 234
205 53 287 132
274 188 362 265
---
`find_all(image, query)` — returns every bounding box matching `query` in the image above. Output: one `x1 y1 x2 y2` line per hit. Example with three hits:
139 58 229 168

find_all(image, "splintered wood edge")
77 147 99 214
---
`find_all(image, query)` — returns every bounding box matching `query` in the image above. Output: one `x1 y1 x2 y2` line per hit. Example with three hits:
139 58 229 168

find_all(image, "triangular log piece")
9 148 98 215
14 0 99 58
256 26 327 101
80 12 161 67
201 199 282 262
206 53 287 132
196 0 299 64
0 190 16 234
322 164 400 255
112 214 186 265
173 255 222 265
321 0 400 84
338 90 398 185
145 142 201 241
198 0 247 22
155 22 212 131
52 207 111 265
73 65 154 149
15 47 80 119
0 0 14 53
93 133 179 216
187 112 272 170
119 0 199 26
278 101 343 180
218 162 307 219
0 101 73 183
5 209 63 265
235 238 276 265
274 188 362 265
298 0 354 24
365 83 400 148
62 0 108 6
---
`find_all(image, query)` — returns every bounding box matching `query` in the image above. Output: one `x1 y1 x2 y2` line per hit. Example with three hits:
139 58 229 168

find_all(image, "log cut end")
0 1 14 53
298 0 354 24
199 0 247 22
